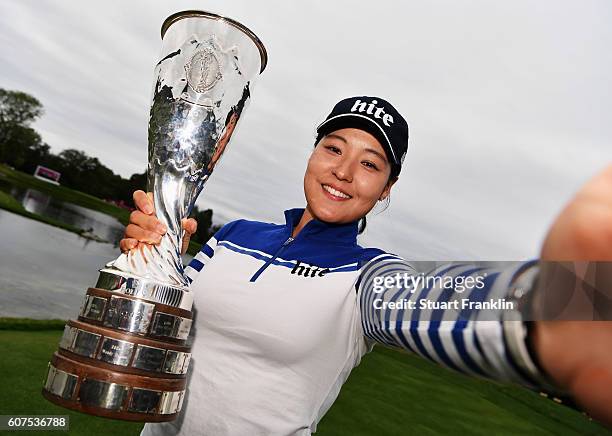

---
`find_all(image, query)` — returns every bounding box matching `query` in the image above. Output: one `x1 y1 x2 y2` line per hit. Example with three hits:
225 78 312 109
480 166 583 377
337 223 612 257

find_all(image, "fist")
534 164 612 426
119 190 198 256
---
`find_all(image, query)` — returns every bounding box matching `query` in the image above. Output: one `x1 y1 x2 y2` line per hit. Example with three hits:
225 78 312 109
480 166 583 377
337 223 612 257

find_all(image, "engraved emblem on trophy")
42 10 267 421
186 47 222 93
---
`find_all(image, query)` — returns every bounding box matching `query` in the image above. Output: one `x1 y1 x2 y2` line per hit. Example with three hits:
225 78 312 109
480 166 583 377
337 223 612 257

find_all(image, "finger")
181 235 191 256
133 190 154 215
180 218 197 255
119 238 138 253
131 210 166 234
182 218 198 236
125 224 163 244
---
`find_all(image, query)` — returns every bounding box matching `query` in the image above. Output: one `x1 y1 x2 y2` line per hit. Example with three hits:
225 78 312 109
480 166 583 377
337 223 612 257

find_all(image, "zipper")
249 236 294 282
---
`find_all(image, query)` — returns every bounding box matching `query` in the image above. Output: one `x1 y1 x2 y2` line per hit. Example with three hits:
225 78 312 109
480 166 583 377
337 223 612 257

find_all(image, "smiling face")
303 128 396 225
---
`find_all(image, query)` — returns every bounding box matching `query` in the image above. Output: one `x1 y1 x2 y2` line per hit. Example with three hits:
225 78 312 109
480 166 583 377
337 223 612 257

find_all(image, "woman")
123 96 612 435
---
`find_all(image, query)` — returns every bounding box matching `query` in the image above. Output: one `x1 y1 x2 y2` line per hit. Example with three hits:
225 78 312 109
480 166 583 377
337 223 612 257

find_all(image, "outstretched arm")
357 257 549 388
358 165 612 426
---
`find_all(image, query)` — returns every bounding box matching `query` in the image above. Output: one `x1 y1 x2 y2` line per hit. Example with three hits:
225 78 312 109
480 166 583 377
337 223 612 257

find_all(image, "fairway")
0 329 144 436
0 326 608 436
317 346 609 435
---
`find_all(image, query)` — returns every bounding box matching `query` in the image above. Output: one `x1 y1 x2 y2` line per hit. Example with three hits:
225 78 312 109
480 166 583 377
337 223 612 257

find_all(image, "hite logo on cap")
316 95 408 174
350 99 394 127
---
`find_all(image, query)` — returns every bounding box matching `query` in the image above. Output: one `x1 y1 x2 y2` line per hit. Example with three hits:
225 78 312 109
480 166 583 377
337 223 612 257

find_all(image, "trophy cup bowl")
42 10 267 422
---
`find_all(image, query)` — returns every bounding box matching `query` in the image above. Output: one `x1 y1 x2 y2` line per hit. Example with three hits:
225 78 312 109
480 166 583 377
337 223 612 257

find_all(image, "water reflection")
0 210 193 320
0 210 121 319
7 185 125 244
0 181 196 319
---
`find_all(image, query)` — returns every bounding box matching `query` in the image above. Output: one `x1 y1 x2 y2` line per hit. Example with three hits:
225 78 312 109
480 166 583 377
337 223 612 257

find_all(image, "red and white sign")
34 165 61 185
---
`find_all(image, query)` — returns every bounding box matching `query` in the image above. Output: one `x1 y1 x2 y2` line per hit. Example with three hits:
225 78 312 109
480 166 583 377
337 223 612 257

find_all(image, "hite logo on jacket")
350 99 394 127
291 260 330 278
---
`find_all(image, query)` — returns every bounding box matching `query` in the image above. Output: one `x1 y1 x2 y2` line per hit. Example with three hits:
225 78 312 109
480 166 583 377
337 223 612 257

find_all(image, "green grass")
317 346 610 436
0 317 66 331
0 321 608 436
0 329 144 436
0 164 130 225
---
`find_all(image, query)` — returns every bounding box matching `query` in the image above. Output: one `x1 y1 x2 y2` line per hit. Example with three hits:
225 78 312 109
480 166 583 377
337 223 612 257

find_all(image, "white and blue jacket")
143 208 543 436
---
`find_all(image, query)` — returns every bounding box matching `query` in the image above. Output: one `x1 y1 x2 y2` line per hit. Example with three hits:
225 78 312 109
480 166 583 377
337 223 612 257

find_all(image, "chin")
306 203 335 222
312 204 355 224
313 210 339 223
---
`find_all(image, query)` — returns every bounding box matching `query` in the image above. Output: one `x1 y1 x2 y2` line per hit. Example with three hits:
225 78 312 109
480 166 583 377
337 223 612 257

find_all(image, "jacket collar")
283 208 358 246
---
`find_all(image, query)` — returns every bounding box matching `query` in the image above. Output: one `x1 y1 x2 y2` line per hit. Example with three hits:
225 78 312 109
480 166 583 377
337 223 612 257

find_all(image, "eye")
325 145 341 154
362 161 379 170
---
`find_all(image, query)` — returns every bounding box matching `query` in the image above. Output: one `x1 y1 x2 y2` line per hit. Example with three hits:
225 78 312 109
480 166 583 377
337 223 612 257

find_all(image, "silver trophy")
104 10 267 302
43 10 267 421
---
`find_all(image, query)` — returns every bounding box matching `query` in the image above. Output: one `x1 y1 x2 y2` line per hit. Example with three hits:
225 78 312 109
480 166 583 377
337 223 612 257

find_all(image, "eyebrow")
364 147 388 163
325 133 347 143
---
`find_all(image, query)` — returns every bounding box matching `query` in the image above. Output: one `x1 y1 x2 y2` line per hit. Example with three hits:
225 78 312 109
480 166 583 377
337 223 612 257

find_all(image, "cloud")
0 0 609 259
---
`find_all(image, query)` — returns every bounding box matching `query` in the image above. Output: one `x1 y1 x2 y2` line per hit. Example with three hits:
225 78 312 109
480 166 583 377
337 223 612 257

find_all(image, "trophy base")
58 319 191 376
79 288 193 343
42 278 194 421
42 390 181 422
43 353 186 422
96 269 193 310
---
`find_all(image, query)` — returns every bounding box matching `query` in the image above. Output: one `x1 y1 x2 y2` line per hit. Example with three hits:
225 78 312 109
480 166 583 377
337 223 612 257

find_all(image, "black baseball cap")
316 96 409 177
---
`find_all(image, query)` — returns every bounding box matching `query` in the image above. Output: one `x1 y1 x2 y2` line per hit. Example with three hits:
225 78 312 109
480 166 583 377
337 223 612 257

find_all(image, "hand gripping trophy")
42 10 267 421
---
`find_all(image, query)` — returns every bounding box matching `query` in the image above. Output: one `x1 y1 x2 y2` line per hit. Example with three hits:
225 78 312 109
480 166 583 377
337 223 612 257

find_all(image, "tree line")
0 87 220 243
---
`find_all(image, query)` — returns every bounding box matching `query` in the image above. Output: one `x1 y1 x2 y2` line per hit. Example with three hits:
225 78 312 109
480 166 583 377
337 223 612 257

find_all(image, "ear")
379 176 398 201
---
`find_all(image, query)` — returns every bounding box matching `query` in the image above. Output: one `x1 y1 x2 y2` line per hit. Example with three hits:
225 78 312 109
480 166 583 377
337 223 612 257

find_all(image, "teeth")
323 184 351 199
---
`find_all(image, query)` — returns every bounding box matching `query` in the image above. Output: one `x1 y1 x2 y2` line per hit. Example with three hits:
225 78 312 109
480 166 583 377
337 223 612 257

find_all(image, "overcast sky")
1 0 610 260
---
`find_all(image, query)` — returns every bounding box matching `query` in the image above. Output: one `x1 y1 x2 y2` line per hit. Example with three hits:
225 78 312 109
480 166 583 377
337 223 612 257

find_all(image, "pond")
0 210 121 319
1 182 125 244
0 181 194 320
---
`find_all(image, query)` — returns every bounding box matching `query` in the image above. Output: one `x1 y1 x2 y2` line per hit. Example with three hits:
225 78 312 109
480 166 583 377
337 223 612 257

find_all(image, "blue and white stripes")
185 236 218 283
357 257 544 388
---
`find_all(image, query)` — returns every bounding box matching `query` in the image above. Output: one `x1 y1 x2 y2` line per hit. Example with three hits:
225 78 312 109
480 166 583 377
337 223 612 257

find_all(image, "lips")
322 184 352 200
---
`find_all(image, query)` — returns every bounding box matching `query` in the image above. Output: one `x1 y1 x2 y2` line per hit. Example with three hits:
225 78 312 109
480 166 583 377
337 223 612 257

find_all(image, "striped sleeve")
184 231 222 283
356 256 554 390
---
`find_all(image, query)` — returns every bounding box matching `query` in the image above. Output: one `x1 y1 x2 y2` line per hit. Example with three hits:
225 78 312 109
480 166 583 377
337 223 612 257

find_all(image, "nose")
332 158 353 183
